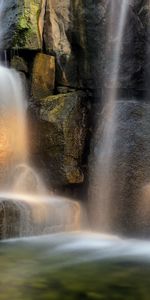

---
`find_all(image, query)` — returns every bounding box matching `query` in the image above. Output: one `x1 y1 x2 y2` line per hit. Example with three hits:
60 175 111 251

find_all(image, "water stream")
0 3 81 237
0 65 81 237
89 0 129 233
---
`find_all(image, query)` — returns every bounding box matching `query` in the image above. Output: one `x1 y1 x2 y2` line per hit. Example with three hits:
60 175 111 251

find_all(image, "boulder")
43 0 71 55
11 56 28 73
31 53 55 99
12 0 42 49
30 91 87 186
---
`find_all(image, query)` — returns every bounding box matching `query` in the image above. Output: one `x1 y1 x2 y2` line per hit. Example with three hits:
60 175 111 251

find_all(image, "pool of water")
1 232 150 300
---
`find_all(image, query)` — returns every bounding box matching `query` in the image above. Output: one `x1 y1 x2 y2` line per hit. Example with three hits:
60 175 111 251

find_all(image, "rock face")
2 0 149 90
2 0 150 196
1 0 42 50
44 0 71 55
30 91 87 186
31 53 55 99
11 56 28 73
43 0 84 87
0 0 18 49
12 0 42 49
89 100 150 237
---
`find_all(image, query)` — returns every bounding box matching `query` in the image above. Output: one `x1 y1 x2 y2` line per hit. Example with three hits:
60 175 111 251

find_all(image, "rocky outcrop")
12 0 42 49
2 0 149 90
31 53 55 99
11 56 28 73
30 91 87 186
3 0 149 193
43 0 88 88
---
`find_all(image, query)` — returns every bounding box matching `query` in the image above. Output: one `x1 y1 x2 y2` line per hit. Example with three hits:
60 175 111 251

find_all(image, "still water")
1 232 150 300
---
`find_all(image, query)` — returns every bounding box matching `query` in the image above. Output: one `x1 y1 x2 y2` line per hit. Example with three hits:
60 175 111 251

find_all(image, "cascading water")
1 3 150 300
89 0 129 233
0 2 81 238
0 64 48 195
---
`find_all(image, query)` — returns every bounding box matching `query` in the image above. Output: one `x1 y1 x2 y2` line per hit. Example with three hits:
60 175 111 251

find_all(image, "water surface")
1 232 150 300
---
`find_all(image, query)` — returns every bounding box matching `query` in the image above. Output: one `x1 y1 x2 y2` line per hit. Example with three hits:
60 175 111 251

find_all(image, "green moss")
12 1 41 49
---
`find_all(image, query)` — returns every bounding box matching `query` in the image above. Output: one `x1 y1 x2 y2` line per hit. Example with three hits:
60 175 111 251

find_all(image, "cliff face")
1 0 149 191
1 0 89 190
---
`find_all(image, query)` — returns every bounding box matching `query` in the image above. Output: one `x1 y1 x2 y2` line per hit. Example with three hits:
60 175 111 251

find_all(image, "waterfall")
0 2 81 239
89 0 129 232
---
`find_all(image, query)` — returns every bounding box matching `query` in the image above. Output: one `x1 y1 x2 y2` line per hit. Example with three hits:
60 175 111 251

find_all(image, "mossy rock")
30 91 87 186
12 0 42 49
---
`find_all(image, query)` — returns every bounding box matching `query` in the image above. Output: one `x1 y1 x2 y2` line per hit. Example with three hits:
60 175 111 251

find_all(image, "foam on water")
3 232 150 263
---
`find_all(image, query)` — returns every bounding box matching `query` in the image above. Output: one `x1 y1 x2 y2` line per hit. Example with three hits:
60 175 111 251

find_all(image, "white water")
3 232 150 265
0 66 82 236
0 193 81 238
0 66 29 188
89 0 129 232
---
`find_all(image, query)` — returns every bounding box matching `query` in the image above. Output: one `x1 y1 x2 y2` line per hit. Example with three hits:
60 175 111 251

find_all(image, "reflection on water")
1 232 150 299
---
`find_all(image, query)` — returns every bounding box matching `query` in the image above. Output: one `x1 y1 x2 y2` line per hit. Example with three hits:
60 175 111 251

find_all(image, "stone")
0 0 18 49
43 0 89 88
57 86 75 94
2 0 150 91
31 53 55 99
12 0 42 49
11 56 28 73
30 91 87 186
89 100 150 236
43 0 71 55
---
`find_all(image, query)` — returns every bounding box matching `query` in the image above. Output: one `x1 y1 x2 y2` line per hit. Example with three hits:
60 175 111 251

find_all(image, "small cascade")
11 164 47 195
89 0 129 233
0 66 28 188
0 193 81 239
0 66 81 237
0 1 82 239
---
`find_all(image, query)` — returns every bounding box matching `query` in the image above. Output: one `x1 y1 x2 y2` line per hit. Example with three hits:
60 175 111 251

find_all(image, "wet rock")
31 53 55 99
57 86 75 94
11 56 28 73
30 91 87 186
0 0 18 49
43 0 76 87
89 100 150 236
43 0 89 88
0 195 81 239
44 0 71 55
2 0 150 91
12 0 42 49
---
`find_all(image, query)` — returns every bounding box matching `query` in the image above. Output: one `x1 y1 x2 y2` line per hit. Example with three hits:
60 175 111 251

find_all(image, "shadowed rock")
30 91 87 186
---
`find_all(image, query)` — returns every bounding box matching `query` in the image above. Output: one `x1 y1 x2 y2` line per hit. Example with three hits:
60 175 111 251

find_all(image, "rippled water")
1 232 150 299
